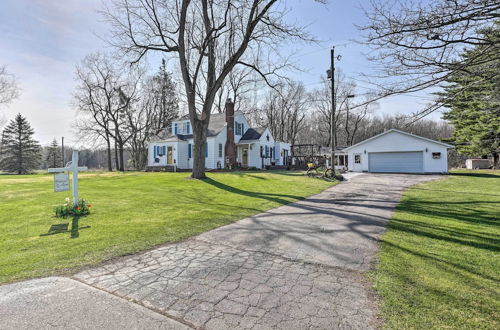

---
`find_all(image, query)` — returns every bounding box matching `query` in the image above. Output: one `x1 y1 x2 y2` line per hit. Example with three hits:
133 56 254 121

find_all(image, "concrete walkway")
0 173 439 329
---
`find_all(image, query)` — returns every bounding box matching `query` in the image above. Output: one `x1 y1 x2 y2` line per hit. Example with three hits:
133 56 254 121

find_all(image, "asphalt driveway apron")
73 173 439 329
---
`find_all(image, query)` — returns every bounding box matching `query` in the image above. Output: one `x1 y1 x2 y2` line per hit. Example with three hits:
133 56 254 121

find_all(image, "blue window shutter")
188 144 192 158
163 146 166 155
174 123 178 135
205 143 208 157
154 146 157 158
242 123 244 134
235 121 238 135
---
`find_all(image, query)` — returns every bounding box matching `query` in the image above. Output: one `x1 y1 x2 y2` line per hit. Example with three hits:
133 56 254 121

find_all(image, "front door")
242 147 248 166
167 146 173 164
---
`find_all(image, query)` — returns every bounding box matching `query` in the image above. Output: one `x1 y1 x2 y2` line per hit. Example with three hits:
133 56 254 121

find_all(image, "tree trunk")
191 120 207 179
493 152 499 169
105 133 113 171
114 139 119 170
118 142 125 171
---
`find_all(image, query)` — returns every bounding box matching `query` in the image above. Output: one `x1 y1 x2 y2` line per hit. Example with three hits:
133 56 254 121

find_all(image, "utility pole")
61 136 65 167
329 46 336 172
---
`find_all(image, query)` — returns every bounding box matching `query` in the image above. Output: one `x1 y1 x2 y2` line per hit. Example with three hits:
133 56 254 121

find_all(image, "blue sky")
0 0 442 146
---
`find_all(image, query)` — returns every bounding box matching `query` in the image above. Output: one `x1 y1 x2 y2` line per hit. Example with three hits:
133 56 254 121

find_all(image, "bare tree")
309 73 358 147
73 52 138 171
343 101 372 147
261 81 309 145
0 66 19 106
103 0 315 178
213 66 257 113
359 0 500 120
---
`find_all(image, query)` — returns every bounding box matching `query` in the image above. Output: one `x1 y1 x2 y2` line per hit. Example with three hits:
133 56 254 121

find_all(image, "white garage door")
368 152 423 173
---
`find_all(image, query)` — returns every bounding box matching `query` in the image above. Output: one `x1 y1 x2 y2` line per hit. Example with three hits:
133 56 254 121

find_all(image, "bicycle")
306 163 335 179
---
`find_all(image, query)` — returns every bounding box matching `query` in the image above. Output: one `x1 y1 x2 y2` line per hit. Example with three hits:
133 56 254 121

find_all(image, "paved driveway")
73 173 439 329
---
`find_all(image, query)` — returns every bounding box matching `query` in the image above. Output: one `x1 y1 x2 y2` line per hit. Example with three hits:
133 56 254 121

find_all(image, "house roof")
152 112 228 142
178 112 227 136
344 129 455 151
239 127 266 142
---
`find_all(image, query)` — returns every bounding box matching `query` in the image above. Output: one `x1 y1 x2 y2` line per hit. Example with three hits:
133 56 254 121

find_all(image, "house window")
354 154 361 164
218 143 223 157
174 123 178 135
184 122 190 134
235 121 239 135
260 146 263 157
188 144 192 158
432 152 441 159
270 147 273 159
265 146 269 157
156 145 165 156
266 134 269 141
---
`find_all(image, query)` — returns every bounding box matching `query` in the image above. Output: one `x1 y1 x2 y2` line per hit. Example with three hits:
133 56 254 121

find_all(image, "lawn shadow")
202 177 304 205
40 216 90 238
400 200 499 226
450 172 499 179
40 223 69 236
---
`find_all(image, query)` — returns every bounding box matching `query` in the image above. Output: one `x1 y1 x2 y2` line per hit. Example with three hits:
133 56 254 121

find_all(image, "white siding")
187 138 194 169
274 142 291 166
176 141 189 169
204 136 217 169
214 128 227 169
148 141 179 167
257 128 275 168
234 111 250 144
346 130 449 173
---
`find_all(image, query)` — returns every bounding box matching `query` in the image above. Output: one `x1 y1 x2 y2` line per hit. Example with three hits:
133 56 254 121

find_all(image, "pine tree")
441 24 500 168
46 138 62 168
152 59 179 132
0 113 41 174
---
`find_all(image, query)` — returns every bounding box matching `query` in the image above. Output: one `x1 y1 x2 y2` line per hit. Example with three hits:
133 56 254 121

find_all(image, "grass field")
370 170 500 329
0 171 335 284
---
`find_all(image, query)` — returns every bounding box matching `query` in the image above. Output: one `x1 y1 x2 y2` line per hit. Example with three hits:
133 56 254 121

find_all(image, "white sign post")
48 151 88 206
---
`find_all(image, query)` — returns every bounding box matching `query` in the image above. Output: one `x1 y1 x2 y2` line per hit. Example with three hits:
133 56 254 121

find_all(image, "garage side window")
354 154 361 164
432 152 441 159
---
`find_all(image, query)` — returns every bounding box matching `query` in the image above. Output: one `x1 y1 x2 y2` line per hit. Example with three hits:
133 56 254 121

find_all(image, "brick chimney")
224 99 237 167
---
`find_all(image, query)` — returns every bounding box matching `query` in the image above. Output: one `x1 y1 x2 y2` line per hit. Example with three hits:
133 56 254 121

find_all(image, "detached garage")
345 129 454 173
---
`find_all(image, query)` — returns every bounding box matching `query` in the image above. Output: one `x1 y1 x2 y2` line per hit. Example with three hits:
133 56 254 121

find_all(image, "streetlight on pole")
327 46 339 173
327 46 354 174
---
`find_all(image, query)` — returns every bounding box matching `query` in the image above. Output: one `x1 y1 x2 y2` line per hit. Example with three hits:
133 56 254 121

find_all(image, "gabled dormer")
171 118 191 136
233 111 250 144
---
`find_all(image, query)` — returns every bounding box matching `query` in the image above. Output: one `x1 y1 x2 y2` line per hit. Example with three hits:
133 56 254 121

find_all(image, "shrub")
54 198 91 218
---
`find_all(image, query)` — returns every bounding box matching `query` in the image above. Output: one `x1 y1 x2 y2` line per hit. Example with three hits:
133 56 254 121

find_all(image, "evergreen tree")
0 113 41 174
441 24 500 168
151 59 178 133
46 138 62 168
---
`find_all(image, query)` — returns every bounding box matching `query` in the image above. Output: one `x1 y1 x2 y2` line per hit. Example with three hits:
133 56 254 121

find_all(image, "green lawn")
0 171 335 284
371 170 500 329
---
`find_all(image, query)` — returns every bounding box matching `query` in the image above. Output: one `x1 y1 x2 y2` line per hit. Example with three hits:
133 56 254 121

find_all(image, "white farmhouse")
148 100 291 170
344 129 454 173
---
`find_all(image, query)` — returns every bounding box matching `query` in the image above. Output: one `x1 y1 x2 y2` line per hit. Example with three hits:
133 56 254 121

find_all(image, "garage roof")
344 129 454 151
